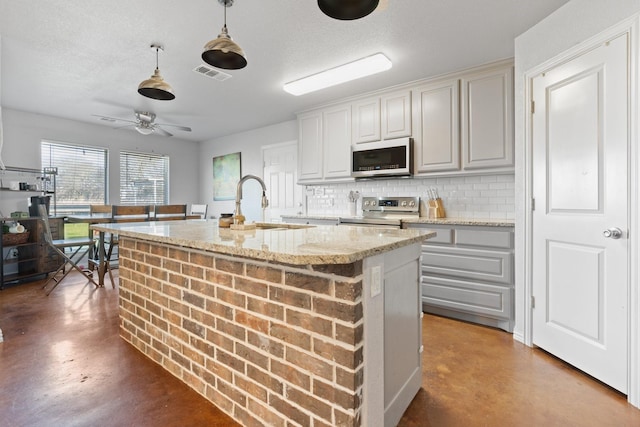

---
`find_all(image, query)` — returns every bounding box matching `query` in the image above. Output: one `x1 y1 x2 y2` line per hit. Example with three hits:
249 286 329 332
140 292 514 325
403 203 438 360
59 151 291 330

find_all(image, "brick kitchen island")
92 220 434 427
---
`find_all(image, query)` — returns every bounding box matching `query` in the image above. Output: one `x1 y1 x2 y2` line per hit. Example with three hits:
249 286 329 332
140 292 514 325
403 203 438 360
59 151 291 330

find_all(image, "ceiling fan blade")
115 124 136 130
92 114 137 125
154 126 173 137
156 123 192 132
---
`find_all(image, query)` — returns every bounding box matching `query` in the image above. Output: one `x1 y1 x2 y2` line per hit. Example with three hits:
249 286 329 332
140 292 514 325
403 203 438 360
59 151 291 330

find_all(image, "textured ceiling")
0 0 568 142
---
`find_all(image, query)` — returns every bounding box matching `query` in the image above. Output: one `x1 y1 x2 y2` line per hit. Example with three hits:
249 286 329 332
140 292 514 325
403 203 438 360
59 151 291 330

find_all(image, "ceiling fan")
93 111 192 137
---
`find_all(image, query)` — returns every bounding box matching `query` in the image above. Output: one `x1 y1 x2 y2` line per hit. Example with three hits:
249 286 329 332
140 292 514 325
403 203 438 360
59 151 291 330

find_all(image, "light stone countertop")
92 219 435 265
401 217 515 227
281 215 514 228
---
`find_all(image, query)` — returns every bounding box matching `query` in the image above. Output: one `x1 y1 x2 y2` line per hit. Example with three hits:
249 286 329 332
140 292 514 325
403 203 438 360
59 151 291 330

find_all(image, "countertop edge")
92 223 435 265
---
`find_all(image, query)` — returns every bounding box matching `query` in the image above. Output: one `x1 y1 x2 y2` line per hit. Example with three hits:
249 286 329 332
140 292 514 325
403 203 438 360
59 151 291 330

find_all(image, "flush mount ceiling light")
202 0 247 70
138 44 175 101
318 0 379 20
283 53 392 96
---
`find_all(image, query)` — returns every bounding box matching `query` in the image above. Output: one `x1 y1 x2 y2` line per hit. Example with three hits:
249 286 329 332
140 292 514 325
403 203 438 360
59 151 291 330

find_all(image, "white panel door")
532 33 628 393
263 142 302 222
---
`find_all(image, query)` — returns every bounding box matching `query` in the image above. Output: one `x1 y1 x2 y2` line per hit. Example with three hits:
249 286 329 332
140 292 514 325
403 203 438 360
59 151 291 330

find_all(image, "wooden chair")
189 204 208 219
39 205 99 295
90 204 112 214
153 204 187 221
111 205 151 223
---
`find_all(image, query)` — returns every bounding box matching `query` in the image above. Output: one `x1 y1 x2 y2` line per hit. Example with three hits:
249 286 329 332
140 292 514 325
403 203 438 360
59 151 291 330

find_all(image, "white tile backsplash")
305 173 515 220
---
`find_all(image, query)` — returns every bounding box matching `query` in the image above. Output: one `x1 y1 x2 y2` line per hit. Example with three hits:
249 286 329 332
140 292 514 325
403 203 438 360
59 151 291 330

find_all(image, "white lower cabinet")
404 223 515 332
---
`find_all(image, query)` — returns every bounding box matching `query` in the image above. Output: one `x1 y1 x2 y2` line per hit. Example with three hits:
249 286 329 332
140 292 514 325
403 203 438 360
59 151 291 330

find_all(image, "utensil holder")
428 198 446 219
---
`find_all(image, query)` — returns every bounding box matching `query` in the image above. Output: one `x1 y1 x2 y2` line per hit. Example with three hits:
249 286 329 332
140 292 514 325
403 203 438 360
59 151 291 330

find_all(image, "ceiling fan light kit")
318 0 379 20
138 44 176 101
202 0 247 70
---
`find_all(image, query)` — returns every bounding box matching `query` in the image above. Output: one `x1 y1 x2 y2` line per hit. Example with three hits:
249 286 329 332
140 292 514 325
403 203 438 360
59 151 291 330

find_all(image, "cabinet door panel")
353 97 381 144
298 112 323 181
422 275 512 320
455 228 513 248
382 90 411 140
461 67 514 169
422 246 513 284
323 104 352 179
412 80 460 173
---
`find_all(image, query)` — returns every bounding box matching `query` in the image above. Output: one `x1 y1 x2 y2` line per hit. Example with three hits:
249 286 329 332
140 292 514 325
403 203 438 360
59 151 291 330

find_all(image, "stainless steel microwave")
351 138 413 178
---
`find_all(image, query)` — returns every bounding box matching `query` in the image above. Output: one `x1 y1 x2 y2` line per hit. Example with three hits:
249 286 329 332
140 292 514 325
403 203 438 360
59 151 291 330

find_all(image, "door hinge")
531 101 535 114
531 198 535 211
531 296 536 309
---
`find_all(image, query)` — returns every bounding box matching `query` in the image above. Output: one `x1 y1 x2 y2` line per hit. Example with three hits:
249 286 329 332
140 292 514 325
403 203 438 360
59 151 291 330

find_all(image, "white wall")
198 120 297 222
513 0 640 338
0 108 199 215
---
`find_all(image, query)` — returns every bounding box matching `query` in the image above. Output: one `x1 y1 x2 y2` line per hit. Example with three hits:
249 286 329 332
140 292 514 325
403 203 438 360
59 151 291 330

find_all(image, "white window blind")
41 141 108 214
120 151 169 205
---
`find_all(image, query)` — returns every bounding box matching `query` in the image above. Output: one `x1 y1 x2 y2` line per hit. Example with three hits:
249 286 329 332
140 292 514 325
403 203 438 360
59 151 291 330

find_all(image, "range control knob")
409 201 416 207
401 201 407 207
364 201 370 207
371 200 377 206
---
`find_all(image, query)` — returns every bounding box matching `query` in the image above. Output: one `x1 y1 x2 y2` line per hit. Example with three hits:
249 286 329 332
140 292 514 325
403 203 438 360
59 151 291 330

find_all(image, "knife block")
428 198 446 219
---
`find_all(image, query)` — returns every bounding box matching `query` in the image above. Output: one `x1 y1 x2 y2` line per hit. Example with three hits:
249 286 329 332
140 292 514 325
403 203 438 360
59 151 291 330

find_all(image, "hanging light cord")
155 47 159 71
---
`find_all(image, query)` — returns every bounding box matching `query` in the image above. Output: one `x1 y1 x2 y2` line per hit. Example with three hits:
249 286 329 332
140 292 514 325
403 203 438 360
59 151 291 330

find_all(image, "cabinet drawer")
421 275 513 320
455 228 513 249
422 228 453 244
422 246 513 284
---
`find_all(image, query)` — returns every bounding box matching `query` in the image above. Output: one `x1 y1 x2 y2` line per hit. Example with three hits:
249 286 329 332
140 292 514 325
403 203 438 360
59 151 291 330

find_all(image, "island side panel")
117 237 365 427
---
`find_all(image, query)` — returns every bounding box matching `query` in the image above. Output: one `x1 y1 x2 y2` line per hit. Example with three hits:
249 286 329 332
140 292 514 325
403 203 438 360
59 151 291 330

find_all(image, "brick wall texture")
118 237 365 427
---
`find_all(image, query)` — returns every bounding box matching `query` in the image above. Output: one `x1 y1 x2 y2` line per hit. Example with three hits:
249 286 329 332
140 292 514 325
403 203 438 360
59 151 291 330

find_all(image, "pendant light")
138 44 175 101
318 0 379 20
202 0 247 70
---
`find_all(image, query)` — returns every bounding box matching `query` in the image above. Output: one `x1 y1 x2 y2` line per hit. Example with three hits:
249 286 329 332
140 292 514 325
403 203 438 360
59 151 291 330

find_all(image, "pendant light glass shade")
202 0 247 70
138 45 175 101
318 0 379 20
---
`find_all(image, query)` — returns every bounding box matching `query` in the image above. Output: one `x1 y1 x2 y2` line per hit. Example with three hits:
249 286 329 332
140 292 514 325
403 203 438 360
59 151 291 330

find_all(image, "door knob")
603 227 623 239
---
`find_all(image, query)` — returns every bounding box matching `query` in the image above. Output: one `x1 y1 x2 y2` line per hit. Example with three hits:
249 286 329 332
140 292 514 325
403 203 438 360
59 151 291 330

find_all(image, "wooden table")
66 213 113 287
66 214 202 286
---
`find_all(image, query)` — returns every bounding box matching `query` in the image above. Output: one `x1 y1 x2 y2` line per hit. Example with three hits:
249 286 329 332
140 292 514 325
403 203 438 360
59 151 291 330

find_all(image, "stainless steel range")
339 196 420 228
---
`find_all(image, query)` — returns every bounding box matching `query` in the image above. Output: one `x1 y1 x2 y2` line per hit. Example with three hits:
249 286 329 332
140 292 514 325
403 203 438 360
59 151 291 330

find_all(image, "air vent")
193 64 232 81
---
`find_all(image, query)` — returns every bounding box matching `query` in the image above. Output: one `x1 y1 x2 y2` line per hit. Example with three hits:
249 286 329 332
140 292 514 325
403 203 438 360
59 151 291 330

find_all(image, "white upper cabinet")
412 79 460 173
352 90 411 144
381 90 412 140
352 97 381 144
461 66 514 170
298 103 353 184
323 103 352 179
298 111 323 182
297 59 514 184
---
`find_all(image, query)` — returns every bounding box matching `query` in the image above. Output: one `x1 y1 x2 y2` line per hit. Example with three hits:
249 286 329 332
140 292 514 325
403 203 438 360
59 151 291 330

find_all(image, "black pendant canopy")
202 0 247 70
318 0 379 20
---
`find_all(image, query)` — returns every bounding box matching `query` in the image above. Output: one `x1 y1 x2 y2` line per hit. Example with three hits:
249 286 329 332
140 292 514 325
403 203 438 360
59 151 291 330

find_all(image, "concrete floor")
1 271 639 426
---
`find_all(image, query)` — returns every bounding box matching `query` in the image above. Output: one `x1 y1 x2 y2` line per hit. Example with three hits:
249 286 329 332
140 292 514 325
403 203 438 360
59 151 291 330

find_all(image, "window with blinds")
41 141 108 215
120 151 169 205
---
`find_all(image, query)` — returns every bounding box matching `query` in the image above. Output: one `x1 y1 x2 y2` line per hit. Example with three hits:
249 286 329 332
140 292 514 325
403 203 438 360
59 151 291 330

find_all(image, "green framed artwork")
212 152 241 201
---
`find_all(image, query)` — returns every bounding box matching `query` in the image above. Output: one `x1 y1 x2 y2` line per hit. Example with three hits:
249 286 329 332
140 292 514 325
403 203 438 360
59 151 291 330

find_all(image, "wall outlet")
371 265 382 297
